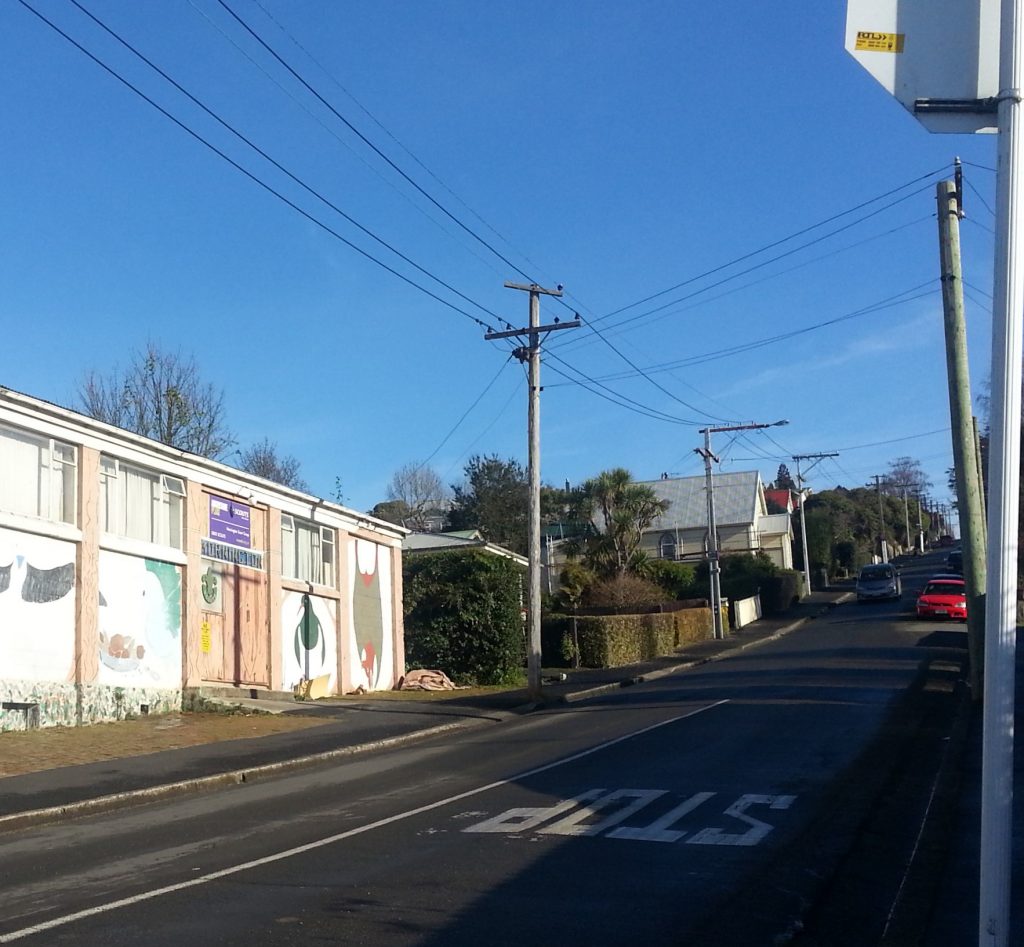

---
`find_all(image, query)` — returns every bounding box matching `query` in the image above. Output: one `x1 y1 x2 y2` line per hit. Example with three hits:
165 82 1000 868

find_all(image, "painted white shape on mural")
0 527 76 682
97 551 181 687
280 591 337 693
348 538 392 691
461 790 797 846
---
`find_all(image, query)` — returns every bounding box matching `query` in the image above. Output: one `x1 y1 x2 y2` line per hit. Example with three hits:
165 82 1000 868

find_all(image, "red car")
916 576 967 620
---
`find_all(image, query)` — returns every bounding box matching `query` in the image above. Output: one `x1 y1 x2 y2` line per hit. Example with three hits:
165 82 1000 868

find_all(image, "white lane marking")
0 700 729 943
607 791 717 843
685 793 796 847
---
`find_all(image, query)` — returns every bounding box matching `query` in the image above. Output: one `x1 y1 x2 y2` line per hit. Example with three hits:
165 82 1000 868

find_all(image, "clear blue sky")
0 1 1000 519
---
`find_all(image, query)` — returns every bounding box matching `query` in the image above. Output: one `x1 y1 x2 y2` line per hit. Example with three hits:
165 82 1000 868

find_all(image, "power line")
186 0 512 282
548 281 938 387
247 0 556 289
556 213 936 358
578 167 949 331
19 0 499 333
67 0 508 328
543 353 707 425
215 0 548 291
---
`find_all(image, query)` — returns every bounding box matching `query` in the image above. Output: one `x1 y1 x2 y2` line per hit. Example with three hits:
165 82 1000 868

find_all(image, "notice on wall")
209 495 251 549
200 620 212 654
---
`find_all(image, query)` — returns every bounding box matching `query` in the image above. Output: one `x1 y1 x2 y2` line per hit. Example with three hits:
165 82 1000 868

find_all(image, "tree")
447 455 529 553
773 463 796 491
574 468 670 577
884 456 932 496
78 342 234 458
237 438 308 491
384 462 449 530
369 499 413 527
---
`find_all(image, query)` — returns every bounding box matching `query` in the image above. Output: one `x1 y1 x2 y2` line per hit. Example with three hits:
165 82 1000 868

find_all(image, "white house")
637 471 794 570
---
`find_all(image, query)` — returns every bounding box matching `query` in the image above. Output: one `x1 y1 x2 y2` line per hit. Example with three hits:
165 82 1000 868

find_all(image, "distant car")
856 563 902 601
946 550 963 573
939 535 956 547
916 576 967 620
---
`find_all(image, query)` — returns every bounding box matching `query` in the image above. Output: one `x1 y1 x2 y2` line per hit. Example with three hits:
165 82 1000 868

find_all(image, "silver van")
856 563 902 602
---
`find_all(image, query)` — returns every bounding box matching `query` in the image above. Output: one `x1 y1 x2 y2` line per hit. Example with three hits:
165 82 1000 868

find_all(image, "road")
0 556 966 946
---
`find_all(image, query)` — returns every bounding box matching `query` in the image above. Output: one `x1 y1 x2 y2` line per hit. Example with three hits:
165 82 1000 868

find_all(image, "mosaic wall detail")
0 527 76 683
280 592 337 693
349 539 393 691
0 680 181 732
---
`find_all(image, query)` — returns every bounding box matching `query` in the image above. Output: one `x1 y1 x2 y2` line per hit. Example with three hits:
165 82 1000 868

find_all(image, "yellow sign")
200 620 211 654
855 31 904 53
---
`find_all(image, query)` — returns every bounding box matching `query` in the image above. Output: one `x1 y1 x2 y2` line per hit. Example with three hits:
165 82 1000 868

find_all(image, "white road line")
0 699 728 943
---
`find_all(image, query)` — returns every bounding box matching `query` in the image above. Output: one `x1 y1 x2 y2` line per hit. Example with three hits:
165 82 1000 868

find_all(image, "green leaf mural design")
294 595 325 670
144 559 182 639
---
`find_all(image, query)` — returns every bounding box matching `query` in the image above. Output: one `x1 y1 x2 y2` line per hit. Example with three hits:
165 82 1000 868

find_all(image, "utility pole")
486 284 578 701
916 492 925 555
792 452 838 594
870 474 888 563
698 420 788 640
931 179 986 684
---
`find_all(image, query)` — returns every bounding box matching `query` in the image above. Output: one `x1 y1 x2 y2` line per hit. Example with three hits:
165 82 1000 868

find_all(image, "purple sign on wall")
209 496 251 549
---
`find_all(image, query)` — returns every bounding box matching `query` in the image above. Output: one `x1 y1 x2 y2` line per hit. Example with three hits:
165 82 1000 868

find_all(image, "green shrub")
695 551 778 601
760 570 804 614
645 559 698 599
582 573 670 610
403 550 526 685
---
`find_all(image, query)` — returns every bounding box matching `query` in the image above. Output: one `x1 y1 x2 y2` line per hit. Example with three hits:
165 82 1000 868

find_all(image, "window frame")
99 455 185 550
281 513 336 587
0 424 78 525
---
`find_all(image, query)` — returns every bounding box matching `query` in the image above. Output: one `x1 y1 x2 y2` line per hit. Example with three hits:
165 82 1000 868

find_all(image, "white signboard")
846 0 1000 133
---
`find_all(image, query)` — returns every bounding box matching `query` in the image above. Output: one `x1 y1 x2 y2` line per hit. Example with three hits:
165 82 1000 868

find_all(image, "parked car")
856 563 902 601
916 576 967 620
946 550 963 573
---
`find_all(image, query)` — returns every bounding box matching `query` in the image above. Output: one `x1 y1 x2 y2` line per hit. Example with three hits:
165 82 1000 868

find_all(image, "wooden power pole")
937 177 988 695
486 284 579 700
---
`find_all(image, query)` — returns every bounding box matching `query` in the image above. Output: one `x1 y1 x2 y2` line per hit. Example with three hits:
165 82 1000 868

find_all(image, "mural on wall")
280 592 337 693
349 539 393 691
97 552 181 687
0 528 76 682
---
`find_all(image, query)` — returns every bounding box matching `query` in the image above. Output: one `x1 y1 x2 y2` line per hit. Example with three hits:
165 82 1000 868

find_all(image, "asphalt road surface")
0 557 965 946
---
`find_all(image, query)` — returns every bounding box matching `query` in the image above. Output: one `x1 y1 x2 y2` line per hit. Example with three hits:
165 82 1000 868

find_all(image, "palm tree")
577 468 670 577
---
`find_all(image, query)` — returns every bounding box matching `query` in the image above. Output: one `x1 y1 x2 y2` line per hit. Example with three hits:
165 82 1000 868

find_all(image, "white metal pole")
980 2 1023 942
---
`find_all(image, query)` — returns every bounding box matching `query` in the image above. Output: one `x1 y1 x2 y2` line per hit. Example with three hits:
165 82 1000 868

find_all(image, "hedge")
541 606 712 669
403 550 526 685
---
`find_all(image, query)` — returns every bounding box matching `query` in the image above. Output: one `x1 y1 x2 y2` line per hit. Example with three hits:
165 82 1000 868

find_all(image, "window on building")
659 532 677 560
281 514 335 586
0 425 77 525
99 456 185 548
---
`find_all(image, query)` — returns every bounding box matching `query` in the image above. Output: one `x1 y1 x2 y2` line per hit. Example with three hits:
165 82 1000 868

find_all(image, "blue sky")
0 1 1000 518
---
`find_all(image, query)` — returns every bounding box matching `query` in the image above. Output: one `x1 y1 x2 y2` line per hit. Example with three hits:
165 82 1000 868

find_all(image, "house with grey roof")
403 529 528 568
637 471 794 570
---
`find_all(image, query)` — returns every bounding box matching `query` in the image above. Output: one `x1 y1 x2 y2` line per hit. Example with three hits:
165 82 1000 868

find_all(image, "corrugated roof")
638 471 763 531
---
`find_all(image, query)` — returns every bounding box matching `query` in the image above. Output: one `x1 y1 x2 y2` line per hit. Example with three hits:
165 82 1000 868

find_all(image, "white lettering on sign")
461 789 796 846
